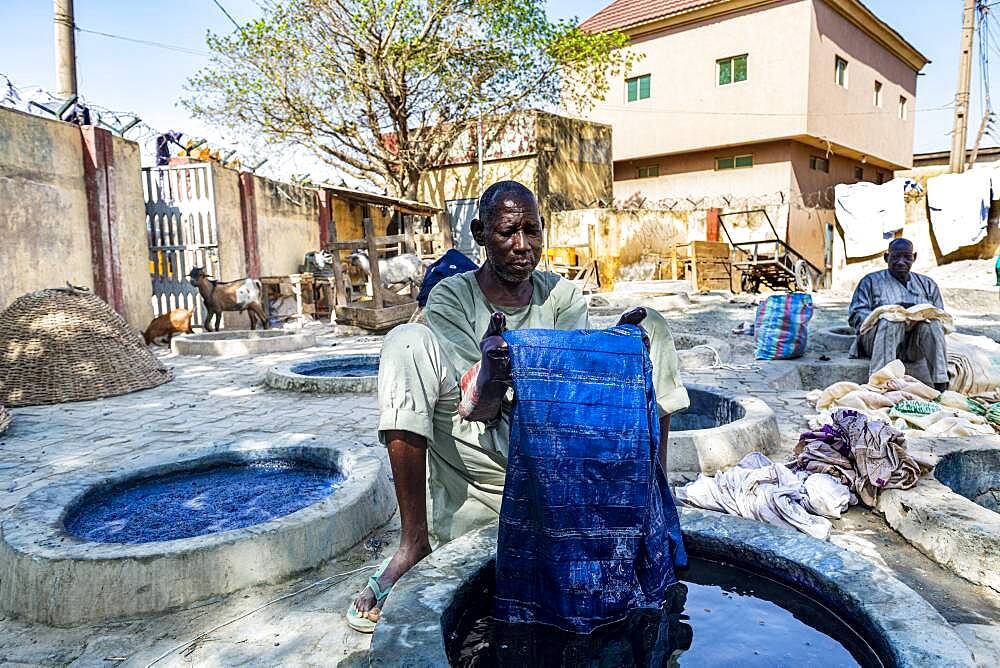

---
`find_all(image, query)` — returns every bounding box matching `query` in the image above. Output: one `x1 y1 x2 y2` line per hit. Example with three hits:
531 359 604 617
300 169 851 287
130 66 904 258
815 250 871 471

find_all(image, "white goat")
346 250 424 288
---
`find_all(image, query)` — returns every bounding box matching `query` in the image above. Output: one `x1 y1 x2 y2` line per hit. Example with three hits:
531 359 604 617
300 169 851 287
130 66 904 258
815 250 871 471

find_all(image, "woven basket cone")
0 288 172 407
0 405 9 434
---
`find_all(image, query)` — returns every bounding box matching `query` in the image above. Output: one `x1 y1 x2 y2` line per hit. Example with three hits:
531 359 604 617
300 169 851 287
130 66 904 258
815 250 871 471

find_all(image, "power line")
211 0 242 30
75 27 213 57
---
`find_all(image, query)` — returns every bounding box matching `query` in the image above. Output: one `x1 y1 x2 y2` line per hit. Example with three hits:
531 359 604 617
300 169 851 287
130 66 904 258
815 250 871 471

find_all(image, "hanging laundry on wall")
927 170 992 256
834 178 913 258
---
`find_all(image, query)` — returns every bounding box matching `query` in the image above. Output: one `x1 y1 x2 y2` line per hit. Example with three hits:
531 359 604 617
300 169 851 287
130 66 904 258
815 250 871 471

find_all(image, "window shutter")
718 59 732 85
639 75 650 99
734 55 747 82
627 77 638 102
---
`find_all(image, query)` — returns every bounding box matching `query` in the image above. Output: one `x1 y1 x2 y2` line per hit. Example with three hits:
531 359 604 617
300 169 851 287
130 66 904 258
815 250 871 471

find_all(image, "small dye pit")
934 448 1000 513
65 459 345 544
671 387 745 431
447 557 881 668
292 357 379 378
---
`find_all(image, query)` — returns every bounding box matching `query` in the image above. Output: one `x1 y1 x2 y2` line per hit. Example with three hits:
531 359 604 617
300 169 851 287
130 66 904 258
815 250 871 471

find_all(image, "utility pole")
949 0 977 173
53 0 78 98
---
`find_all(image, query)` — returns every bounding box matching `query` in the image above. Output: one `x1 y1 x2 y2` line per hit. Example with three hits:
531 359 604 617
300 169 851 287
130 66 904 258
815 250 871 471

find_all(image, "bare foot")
353 541 432 618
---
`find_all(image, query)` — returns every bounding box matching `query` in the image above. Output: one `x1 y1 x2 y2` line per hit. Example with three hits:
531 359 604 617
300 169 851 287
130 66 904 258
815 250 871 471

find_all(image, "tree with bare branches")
185 0 632 199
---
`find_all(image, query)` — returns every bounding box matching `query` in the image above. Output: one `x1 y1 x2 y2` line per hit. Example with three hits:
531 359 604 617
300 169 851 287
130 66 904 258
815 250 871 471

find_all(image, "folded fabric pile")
806 360 996 437
858 303 954 336
676 409 921 539
675 452 850 541
946 332 1000 398
793 409 920 507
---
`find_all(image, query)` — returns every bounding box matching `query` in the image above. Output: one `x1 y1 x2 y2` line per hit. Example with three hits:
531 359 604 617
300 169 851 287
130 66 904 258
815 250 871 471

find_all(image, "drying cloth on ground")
674 453 848 541
857 303 955 336
495 325 685 633
927 170 992 256
794 409 920 507
946 332 1000 397
834 179 908 258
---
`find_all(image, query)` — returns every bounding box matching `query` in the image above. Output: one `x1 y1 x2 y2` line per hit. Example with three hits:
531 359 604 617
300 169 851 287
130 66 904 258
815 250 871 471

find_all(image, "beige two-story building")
571 0 928 270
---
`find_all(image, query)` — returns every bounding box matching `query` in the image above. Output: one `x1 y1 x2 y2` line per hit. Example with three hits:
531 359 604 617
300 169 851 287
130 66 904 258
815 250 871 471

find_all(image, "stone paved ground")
2 287 1000 666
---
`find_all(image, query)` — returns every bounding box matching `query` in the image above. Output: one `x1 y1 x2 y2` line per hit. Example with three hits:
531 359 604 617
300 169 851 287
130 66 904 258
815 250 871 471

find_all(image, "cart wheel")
794 260 814 293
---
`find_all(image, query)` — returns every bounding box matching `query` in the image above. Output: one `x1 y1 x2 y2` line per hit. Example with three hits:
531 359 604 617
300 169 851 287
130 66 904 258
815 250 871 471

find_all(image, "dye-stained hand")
617 307 650 350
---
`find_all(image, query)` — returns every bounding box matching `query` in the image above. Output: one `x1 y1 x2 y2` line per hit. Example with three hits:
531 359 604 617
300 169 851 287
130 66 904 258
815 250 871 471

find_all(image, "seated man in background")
347 180 690 632
848 237 948 391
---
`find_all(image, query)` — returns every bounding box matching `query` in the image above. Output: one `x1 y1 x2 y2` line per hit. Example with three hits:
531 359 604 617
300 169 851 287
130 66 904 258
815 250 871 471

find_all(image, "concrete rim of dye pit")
368 510 975 667
265 354 380 394
0 443 394 626
671 332 732 371
666 384 779 477
878 439 1000 594
171 329 317 356
813 325 857 352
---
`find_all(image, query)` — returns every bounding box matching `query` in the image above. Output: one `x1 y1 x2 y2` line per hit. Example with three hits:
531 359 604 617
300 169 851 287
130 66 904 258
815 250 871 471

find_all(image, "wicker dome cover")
0 288 171 407
0 404 9 434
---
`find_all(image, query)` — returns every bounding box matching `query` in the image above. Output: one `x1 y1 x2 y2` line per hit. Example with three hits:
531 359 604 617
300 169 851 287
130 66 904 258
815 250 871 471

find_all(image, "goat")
346 251 425 289
189 267 267 332
143 308 194 345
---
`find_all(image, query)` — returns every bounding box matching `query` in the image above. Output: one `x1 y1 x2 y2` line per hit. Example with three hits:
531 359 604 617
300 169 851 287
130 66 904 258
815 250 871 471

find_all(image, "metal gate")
142 164 220 326
446 198 481 262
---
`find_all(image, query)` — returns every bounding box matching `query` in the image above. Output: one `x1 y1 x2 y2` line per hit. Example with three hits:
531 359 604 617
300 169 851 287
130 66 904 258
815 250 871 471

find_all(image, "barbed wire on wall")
0 72 311 181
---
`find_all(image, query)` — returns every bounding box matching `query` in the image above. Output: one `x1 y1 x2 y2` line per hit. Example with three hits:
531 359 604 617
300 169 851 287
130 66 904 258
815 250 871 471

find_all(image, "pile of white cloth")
806 360 995 437
674 453 850 541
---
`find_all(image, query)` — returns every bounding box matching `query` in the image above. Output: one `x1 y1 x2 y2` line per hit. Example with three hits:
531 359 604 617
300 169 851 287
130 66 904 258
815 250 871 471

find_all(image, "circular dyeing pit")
171 329 316 356
0 445 394 625
266 354 380 393
878 444 1000 593
813 325 856 353
665 385 779 478
369 511 973 667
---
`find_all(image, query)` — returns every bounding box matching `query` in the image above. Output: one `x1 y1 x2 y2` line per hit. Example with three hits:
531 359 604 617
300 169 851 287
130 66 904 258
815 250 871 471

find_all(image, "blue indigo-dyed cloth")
494 325 687 633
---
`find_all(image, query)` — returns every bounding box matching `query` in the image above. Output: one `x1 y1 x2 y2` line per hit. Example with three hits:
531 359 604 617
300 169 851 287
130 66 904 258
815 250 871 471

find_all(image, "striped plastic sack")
495 325 685 633
754 293 814 360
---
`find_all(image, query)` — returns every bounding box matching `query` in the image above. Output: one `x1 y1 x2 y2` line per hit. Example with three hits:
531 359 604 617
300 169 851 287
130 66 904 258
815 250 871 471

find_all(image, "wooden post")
80 125 125 315
363 216 384 309
438 212 454 252
323 190 349 307
949 0 977 174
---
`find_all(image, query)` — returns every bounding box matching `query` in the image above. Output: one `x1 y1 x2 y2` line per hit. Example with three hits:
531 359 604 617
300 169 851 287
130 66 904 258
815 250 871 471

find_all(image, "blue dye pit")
449 557 881 667
65 459 345 544
291 356 379 378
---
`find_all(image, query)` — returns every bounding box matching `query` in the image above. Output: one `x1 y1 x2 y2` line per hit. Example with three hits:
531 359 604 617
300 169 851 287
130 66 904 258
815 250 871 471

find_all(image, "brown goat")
143 308 194 345
189 267 267 331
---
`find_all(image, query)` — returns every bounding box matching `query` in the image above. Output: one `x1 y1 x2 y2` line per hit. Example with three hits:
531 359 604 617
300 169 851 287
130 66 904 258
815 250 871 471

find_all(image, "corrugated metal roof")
580 0 725 33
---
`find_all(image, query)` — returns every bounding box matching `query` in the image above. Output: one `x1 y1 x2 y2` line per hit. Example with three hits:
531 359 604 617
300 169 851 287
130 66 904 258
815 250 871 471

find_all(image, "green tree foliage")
185 0 633 198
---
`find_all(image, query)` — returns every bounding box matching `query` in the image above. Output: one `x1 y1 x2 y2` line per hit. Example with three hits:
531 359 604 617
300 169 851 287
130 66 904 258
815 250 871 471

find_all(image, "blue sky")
0 1 992 178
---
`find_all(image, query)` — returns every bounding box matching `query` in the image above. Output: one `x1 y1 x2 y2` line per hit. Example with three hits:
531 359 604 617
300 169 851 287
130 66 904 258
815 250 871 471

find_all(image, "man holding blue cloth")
349 181 689 632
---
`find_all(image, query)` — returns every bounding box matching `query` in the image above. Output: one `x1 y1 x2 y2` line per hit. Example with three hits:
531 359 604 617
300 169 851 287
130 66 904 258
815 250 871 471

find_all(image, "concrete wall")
0 108 151 330
806 0 918 168
549 207 695 281
420 157 538 208
110 135 154 329
253 177 320 276
0 108 94 311
577 0 813 161
210 163 247 283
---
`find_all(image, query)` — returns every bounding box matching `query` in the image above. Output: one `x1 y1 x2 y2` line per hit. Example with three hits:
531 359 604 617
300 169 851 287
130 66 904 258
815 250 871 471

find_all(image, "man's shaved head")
888 238 914 253
885 237 916 281
477 181 537 231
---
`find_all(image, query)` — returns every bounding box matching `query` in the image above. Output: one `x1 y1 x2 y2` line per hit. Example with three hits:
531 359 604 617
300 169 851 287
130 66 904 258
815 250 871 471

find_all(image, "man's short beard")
486 250 534 284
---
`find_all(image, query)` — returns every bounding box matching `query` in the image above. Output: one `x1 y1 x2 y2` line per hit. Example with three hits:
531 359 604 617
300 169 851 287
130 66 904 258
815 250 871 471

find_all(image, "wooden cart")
718 209 821 293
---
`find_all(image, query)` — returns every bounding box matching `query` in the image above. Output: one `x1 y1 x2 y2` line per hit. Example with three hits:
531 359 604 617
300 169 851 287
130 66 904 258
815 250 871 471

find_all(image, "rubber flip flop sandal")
347 557 394 633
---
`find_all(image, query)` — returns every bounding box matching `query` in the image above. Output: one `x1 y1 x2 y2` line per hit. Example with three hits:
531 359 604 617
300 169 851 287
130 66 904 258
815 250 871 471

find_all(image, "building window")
626 74 651 102
835 56 848 88
636 164 660 178
716 154 753 170
854 166 864 180
717 54 748 86
874 81 883 107
810 155 830 172
898 96 908 120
